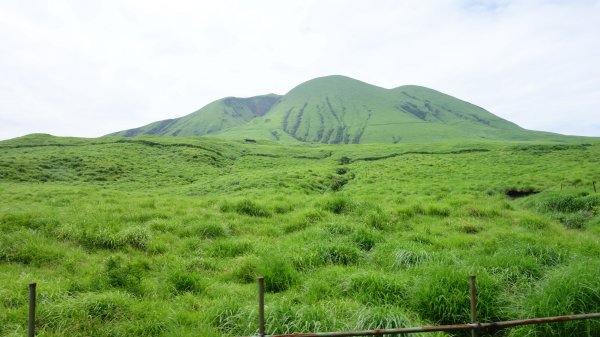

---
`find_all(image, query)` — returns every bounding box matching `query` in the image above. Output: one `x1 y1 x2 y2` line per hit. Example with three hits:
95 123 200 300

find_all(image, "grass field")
1 134 600 336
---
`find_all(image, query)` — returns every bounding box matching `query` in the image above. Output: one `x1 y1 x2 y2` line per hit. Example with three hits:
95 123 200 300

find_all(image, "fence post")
593 181 597 193
470 275 478 337
29 282 36 337
258 276 265 337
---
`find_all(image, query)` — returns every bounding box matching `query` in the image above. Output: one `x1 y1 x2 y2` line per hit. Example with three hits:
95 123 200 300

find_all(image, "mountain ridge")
111 75 567 143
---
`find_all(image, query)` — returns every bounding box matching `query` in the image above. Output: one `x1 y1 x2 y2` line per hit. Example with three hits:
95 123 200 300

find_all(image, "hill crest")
111 75 562 143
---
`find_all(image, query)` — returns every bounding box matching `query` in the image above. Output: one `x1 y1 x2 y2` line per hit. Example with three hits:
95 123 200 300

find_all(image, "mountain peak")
111 76 559 143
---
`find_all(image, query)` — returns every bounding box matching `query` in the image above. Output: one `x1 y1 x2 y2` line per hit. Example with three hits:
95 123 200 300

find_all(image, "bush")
257 256 298 293
318 243 361 266
425 204 451 217
39 291 132 331
103 256 147 295
343 272 407 305
181 222 228 238
0 230 63 266
322 196 354 214
410 266 503 325
519 214 550 230
121 226 151 249
221 199 271 217
168 270 203 294
351 228 382 251
338 156 352 165
364 210 390 230
209 239 254 258
209 299 254 335
393 246 432 269
328 175 349 191
537 192 600 213
230 255 259 283
557 211 589 229
352 306 437 337
508 259 600 337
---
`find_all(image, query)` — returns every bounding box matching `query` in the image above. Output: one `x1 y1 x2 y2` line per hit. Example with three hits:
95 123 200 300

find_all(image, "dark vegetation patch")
506 188 540 199
338 156 352 165
322 196 355 214
220 199 272 217
222 95 280 117
399 102 427 120
511 143 591 154
336 167 348 175
116 139 224 157
354 148 490 162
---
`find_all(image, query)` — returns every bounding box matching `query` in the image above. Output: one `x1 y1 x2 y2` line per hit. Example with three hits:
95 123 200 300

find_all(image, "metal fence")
241 275 600 337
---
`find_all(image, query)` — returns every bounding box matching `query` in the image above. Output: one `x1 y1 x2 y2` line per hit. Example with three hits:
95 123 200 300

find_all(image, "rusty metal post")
28 282 36 337
469 275 478 337
258 276 265 337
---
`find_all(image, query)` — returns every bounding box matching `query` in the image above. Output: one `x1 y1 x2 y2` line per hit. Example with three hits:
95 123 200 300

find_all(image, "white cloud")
1 0 599 140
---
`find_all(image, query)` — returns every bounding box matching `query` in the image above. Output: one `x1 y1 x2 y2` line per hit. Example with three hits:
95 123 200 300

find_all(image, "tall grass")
1 136 600 336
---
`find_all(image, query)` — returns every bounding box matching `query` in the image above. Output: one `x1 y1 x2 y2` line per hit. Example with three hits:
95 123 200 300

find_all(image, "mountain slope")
112 94 281 137
112 75 566 143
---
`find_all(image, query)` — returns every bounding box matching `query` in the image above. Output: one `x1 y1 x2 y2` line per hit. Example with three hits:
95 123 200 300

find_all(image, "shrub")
221 199 271 217
264 299 340 334
464 205 499 218
121 226 151 249
351 228 382 251
168 270 204 294
257 256 298 292
209 239 253 258
338 156 352 165
318 243 361 266
410 266 503 325
343 272 407 305
325 221 354 235
524 244 568 267
537 192 600 213
352 306 437 337
425 204 451 217
103 256 147 295
519 214 550 230
322 196 354 214
328 175 349 191
336 167 349 175
39 291 132 331
0 230 63 266
364 210 390 230
478 250 542 284
231 256 259 283
508 259 600 336
393 246 432 269
557 211 589 229
78 227 126 250
181 222 228 238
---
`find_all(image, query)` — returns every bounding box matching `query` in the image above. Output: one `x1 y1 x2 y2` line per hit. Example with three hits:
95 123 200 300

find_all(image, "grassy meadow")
1 134 600 336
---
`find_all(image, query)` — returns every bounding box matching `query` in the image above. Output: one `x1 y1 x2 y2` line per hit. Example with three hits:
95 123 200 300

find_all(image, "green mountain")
114 94 281 137
111 75 564 143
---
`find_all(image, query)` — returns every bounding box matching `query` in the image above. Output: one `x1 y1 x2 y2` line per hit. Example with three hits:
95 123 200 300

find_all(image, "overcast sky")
1 0 599 141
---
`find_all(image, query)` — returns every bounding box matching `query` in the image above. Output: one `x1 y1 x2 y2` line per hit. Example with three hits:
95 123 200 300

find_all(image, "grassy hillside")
113 75 576 144
1 134 600 336
112 94 281 137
